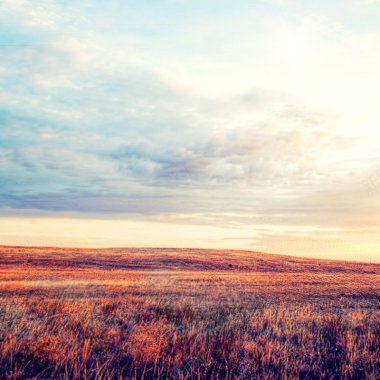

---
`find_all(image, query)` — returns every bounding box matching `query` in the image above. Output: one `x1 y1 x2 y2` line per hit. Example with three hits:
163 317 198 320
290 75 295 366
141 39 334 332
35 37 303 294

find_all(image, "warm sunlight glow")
1 2 379 378
0 217 377 262
279 29 310 61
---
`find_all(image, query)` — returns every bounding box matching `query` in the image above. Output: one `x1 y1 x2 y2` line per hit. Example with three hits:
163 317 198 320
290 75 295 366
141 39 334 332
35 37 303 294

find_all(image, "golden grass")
0 246 379 379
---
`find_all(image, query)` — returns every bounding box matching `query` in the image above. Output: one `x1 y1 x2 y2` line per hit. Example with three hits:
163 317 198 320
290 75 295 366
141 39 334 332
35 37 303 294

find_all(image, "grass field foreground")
0 246 379 379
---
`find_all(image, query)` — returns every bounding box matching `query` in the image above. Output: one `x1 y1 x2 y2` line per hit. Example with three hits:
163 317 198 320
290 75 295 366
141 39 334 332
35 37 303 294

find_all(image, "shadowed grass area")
0 246 379 379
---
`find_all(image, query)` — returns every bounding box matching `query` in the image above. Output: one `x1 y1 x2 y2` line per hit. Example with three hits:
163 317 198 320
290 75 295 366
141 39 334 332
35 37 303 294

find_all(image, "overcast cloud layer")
1 1 380 261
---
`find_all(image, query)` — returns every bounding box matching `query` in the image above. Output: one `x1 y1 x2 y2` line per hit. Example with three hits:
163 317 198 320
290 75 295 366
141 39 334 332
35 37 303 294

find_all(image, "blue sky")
1 0 380 261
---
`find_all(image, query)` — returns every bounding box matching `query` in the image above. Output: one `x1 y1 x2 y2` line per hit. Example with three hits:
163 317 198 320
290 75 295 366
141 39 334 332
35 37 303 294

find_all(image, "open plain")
0 246 379 379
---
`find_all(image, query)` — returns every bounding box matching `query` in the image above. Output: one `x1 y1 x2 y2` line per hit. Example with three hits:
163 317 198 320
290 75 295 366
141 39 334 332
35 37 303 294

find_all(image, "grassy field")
0 246 379 379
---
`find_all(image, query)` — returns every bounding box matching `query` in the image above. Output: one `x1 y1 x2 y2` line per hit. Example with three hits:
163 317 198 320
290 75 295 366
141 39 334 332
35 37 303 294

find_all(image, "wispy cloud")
1 1 380 259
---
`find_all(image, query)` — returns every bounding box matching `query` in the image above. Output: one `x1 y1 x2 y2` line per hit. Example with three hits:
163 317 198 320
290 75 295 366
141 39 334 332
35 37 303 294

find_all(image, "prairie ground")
0 246 379 379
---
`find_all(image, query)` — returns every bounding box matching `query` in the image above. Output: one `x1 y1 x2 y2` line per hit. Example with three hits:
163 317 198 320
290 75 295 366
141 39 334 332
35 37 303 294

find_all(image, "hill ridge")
0 246 378 274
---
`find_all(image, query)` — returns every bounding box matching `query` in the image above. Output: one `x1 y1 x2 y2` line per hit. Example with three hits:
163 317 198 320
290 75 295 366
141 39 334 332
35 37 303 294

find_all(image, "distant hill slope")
0 246 378 274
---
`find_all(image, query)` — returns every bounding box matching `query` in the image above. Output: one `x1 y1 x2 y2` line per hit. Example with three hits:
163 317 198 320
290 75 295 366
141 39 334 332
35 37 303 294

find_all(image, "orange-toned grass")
0 246 379 379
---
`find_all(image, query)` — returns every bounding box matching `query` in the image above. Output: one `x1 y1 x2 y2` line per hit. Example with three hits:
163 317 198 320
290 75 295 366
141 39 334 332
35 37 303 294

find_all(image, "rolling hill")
0 245 378 273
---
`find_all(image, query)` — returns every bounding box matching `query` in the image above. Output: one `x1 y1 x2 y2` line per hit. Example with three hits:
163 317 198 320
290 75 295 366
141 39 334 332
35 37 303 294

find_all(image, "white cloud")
1 1 380 259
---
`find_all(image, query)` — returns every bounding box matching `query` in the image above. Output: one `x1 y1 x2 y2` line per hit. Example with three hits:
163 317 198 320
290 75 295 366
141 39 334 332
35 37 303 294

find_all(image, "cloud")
1 1 380 260
0 25 370 222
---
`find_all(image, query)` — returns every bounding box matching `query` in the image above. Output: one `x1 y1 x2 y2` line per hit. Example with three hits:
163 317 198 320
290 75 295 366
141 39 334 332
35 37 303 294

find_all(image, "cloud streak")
1 1 380 260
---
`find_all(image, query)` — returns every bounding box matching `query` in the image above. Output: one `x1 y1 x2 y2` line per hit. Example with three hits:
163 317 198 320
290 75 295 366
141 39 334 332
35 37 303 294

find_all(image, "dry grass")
0 246 379 379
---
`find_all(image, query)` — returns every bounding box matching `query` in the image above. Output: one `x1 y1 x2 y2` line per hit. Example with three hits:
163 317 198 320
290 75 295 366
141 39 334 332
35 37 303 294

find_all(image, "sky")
1 0 380 262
